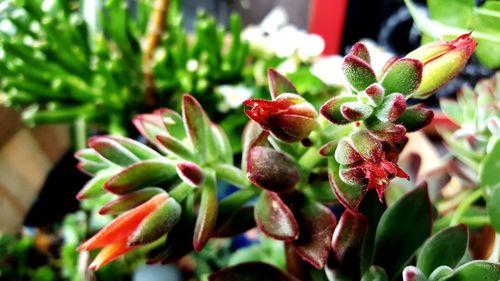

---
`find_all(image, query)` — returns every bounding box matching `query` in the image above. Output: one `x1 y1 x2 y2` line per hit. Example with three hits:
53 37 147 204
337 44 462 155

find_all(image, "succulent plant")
74 35 500 280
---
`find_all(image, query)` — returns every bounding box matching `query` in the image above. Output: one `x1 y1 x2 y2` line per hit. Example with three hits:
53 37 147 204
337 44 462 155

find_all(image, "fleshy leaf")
156 134 196 161
212 124 233 164
241 120 269 171
402 266 426 281
158 109 186 140
342 55 377 92
99 187 165 215
208 262 300 281
104 160 176 194
330 209 369 279
320 96 358 125
193 170 218 251
361 266 389 281
428 266 453 281
255 191 299 241
350 130 383 162
182 94 210 163
107 135 162 160
247 146 300 192
375 93 407 122
133 113 166 144
176 161 204 187
128 198 182 246
292 198 337 269
372 183 432 280
335 138 363 165
396 104 434 132
213 206 255 237
89 136 140 167
381 58 423 96
348 42 371 64
367 123 407 142
328 158 365 210
441 260 500 281
268 69 298 99
341 102 374 121
359 83 385 106
76 171 115 200
417 224 468 277
319 140 338 156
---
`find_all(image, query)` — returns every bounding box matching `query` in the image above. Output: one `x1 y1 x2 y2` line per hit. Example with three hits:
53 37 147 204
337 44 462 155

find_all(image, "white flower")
217 85 253 112
310 55 344 86
297 34 325 60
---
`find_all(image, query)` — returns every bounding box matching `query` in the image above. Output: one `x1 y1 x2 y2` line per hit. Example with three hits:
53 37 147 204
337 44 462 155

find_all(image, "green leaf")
396 104 434 132
342 55 377 92
104 160 176 194
209 262 299 281
320 96 358 125
89 136 140 167
440 260 500 281
373 183 433 280
255 191 299 241
417 225 468 277
361 266 389 281
439 99 464 125
108 135 162 160
428 266 453 281
328 157 365 210
268 69 298 99
428 0 474 28
182 94 210 163
193 170 218 251
381 58 423 96
480 138 500 201
487 187 500 232
76 171 115 200
156 134 196 161
128 198 182 246
99 187 165 215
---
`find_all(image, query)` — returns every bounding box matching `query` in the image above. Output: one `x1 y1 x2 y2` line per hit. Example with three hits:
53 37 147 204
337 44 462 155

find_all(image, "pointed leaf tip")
342 54 377 92
255 191 299 241
268 68 298 99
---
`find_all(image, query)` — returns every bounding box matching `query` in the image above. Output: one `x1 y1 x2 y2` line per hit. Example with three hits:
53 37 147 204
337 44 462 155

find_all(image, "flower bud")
405 33 477 98
243 93 318 142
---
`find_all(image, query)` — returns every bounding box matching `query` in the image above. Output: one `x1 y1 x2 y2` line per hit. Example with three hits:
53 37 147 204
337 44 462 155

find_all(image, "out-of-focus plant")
437 72 500 238
72 34 500 280
0 0 249 140
405 0 500 68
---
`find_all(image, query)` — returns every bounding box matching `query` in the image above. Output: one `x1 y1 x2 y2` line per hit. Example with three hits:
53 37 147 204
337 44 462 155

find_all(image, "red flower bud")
243 94 318 142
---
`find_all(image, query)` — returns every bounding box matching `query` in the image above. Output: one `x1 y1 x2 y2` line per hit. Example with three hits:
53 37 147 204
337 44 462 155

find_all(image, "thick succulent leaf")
99 187 166 215
128 198 182 246
320 96 358 125
367 123 407 142
158 109 186 140
268 68 298 99
213 206 255 237
341 101 374 121
361 266 389 281
241 121 269 171
76 159 112 176
133 114 166 144
335 138 363 165
381 58 423 96
104 160 176 194
417 224 468 277
402 266 426 281
156 134 196 161
480 138 500 201
330 209 369 279
359 83 385 106
375 93 407 122
208 262 300 281
487 188 500 233
350 130 383 162
107 135 162 160
396 104 434 132
212 124 233 164
89 136 140 166
428 266 453 281
372 183 433 280
182 94 210 163
75 148 109 164
176 161 204 187
193 171 218 251
328 158 365 211
246 146 300 192
439 261 500 281
349 42 371 64
76 171 115 200
439 99 464 125
342 55 377 92
255 191 299 241
292 198 337 269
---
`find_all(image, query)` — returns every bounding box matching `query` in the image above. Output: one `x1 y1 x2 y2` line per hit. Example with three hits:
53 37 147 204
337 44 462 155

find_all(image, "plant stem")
74 117 87 150
298 146 322 170
450 188 483 226
169 182 193 202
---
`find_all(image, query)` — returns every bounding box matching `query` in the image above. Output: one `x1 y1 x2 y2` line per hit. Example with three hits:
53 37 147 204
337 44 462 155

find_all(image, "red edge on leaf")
255 192 299 241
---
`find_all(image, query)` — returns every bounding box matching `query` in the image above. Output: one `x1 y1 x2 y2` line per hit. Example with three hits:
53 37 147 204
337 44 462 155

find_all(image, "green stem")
169 182 193 202
298 146 322 170
74 117 87 150
450 188 483 226
212 163 249 189
457 215 490 227
218 188 258 216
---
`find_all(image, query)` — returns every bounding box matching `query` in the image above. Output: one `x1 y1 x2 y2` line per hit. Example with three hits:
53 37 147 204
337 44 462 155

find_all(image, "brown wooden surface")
0 106 69 233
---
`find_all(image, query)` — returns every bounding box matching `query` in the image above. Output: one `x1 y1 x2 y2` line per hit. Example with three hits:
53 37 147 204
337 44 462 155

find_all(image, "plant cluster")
72 34 500 280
